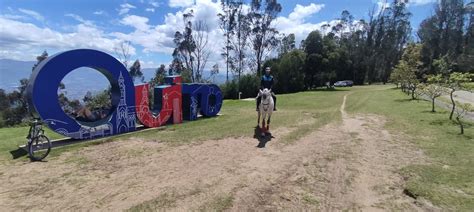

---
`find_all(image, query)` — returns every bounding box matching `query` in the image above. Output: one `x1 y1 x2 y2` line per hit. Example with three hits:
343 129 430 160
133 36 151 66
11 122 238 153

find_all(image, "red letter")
135 76 182 127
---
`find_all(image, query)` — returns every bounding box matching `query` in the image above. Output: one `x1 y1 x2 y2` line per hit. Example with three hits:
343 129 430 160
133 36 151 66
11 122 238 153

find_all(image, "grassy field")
0 85 472 210
0 87 349 161
346 86 474 210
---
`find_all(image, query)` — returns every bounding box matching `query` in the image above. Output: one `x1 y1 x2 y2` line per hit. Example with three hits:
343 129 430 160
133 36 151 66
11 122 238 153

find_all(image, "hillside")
0 85 472 210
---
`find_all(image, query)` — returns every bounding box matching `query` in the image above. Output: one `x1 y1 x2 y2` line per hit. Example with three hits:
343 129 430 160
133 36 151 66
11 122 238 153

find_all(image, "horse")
257 88 274 137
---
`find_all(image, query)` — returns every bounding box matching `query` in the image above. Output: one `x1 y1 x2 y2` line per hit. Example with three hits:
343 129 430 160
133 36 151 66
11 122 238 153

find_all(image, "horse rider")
256 67 277 111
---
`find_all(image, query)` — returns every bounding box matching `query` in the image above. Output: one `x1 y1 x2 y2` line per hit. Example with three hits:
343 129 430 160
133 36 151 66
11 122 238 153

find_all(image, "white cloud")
288 3 325 22
169 0 194 8
408 0 436 6
146 8 155 12
121 15 150 31
18 8 44 22
149 0 160 8
0 17 135 61
0 14 26 20
118 3 136 15
376 0 390 14
275 3 328 47
93 10 105 15
65 13 94 26
0 1 349 73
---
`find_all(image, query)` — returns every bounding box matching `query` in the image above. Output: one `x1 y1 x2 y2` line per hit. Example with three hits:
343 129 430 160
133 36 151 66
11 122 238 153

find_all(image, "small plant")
420 75 448 112
454 101 472 135
446 72 473 120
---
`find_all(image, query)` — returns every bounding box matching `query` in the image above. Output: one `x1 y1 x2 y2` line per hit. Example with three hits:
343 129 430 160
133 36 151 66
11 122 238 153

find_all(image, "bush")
220 80 238 99
220 74 259 99
238 74 259 99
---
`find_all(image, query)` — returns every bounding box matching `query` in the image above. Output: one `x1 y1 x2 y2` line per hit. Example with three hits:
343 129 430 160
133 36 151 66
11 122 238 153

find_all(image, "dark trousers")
256 94 276 110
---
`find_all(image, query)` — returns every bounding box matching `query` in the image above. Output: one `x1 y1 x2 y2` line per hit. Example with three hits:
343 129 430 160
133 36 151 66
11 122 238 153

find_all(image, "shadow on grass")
7 125 159 160
428 119 458 126
253 126 274 148
446 130 473 140
421 110 448 114
394 98 413 102
308 87 348 92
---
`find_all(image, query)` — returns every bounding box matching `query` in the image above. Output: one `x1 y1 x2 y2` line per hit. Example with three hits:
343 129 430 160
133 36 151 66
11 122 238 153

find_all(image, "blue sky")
0 0 441 69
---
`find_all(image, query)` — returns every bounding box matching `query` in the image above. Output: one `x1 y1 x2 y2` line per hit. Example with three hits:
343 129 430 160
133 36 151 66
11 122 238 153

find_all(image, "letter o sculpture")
26 49 136 139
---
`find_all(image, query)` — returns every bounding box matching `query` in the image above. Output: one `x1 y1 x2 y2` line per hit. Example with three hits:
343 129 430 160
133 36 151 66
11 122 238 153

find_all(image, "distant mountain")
0 59 35 92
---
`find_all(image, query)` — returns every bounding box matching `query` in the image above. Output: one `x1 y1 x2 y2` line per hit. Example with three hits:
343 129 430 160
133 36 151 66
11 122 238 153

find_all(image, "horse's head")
261 88 271 100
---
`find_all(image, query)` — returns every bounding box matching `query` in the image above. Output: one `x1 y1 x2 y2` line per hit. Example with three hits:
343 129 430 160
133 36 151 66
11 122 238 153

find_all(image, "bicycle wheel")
28 135 51 161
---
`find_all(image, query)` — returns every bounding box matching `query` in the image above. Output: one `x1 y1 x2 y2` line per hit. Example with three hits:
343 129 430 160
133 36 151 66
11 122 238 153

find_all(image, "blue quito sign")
26 49 223 140
182 84 223 120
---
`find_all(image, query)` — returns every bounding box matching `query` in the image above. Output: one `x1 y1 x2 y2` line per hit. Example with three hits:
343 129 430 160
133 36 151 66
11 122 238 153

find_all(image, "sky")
0 0 442 70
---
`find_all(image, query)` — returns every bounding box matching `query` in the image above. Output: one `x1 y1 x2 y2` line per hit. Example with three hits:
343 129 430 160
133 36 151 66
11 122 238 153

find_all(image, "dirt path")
0 94 433 211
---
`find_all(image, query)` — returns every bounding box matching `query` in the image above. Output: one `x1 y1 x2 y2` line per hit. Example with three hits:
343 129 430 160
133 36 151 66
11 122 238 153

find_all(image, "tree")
279 33 296 56
82 89 112 116
5 51 50 125
114 41 132 69
392 60 419 99
366 1 411 83
218 0 238 83
32 50 48 71
192 20 211 83
418 0 465 73
275 50 306 93
446 72 472 120
129 59 144 84
390 43 423 96
420 74 447 112
0 89 8 111
229 1 251 91
209 63 220 83
321 35 339 86
173 10 196 82
247 0 282 76
150 64 167 86
454 102 472 134
303 30 324 89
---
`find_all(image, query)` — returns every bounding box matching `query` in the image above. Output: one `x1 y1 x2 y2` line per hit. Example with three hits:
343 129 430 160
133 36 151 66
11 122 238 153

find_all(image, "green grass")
1 85 473 210
0 126 63 162
302 193 319 205
131 88 347 144
346 85 474 211
127 192 177 212
0 88 349 161
198 195 234 212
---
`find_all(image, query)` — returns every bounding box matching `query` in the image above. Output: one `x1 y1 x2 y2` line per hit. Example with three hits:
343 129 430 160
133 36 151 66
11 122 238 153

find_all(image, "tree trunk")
226 33 230 83
456 116 464 134
257 57 261 77
432 98 435 112
449 89 455 120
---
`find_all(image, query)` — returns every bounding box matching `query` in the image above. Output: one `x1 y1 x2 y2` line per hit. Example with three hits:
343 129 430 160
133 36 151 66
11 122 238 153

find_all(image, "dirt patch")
0 94 434 211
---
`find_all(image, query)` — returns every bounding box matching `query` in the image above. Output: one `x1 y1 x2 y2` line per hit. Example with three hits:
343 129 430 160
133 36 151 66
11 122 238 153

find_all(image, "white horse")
257 88 274 137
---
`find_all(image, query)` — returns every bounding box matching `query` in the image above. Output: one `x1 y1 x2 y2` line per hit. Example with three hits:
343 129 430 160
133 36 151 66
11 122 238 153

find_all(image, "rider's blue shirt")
261 75 274 89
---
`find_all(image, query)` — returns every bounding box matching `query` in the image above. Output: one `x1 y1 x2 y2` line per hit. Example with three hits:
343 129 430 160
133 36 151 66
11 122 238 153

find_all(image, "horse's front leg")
257 111 261 127
266 115 271 132
261 116 267 136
